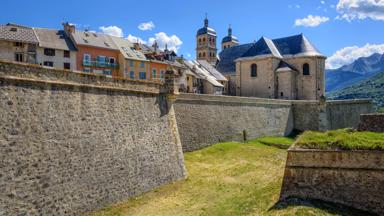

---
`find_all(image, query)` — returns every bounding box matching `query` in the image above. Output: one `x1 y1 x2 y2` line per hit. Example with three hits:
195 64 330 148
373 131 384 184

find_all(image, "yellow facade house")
110 36 150 80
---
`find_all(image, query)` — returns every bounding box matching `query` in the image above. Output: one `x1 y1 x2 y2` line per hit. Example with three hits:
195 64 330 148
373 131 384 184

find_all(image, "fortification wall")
291 101 321 131
0 61 186 216
280 148 384 215
174 94 294 152
358 113 384 133
326 100 374 130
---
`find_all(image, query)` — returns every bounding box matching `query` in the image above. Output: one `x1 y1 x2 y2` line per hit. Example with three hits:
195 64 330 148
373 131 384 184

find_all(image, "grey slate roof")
197 27 217 36
216 34 324 75
34 28 76 51
272 34 322 56
222 35 238 43
0 23 38 44
70 30 119 50
241 37 282 58
216 43 255 74
197 60 227 81
110 36 147 61
276 60 297 72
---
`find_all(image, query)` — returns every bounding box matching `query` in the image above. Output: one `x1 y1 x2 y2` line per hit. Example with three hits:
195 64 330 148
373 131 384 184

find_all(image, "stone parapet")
281 147 384 215
358 113 384 133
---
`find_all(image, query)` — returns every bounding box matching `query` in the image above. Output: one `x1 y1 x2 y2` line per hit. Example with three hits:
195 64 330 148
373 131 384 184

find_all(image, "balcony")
83 60 119 69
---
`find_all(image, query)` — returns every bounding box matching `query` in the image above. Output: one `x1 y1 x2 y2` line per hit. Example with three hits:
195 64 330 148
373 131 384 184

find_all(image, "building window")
251 64 257 77
83 54 91 65
130 71 135 79
15 53 23 62
64 50 70 58
203 38 206 42
109 57 115 64
14 42 23 47
203 52 206 57
83 67 91 73
199 38 201 43
139 72 146 80
199 53 201 58
130 60 134 67
160 70 165 78
43 61 54 67
97 56 106 66
303 63 310 75
280 92 284 97
152 69 157 78
44 48 55 56
63 63 70 69
103 69 112 76
140 61 145 68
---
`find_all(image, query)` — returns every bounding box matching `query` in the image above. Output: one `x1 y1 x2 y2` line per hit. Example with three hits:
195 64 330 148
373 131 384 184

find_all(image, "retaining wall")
280 148 384 215
358 113 384 133
0 60 186 216
174 94 294 152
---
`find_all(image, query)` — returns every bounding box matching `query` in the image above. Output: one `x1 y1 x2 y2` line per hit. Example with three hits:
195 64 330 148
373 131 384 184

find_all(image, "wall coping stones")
286 147 384 170
0 60 163 95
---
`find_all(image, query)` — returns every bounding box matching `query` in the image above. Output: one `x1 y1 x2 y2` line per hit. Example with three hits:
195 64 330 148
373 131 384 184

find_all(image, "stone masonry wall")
0 61 186 216
174 94 294 152
326 100 374 130
358 113 384 133
280 148 384 215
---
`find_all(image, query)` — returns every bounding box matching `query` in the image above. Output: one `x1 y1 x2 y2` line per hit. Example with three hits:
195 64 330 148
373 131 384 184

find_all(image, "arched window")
303 63 310 75
199 38 201 43
209 38 211 42
251 64 257 77
203 52 206 57
203 38 206 42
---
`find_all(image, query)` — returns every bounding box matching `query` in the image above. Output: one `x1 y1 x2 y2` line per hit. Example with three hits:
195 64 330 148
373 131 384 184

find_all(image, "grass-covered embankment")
294 129 384 151
89 138 364 216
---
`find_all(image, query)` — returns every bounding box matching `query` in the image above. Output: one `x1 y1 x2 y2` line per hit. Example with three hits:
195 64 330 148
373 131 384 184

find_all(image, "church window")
251 64 257 77
280 92 284 97
213 39 215 43
209 38 211 42
303 63 310 75
203 38 206 42
203 52 206 57
199 53 201 58
199 38 201 43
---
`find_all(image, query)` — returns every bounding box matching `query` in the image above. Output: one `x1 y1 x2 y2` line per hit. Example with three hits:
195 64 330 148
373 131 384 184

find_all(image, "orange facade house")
63 23 120 77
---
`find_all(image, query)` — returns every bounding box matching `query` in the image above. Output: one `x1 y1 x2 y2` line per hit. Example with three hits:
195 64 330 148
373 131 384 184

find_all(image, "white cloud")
326 43 384 69
126 34 146 44
138 21 155 31
295 15 330 27
296 4 301 8
99 26 124 37
336 0 384 21
148 32 183 53
321 0 326 4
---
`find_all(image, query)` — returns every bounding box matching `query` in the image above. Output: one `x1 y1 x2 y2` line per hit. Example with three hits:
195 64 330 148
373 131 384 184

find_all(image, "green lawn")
255 137 295 149
89 138 364 216
294 129 384 150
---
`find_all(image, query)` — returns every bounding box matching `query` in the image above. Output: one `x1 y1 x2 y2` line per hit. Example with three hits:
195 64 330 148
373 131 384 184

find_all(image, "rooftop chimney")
63 22 75 34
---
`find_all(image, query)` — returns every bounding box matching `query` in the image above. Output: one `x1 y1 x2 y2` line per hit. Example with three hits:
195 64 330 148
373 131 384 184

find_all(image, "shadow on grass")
269 197 378 216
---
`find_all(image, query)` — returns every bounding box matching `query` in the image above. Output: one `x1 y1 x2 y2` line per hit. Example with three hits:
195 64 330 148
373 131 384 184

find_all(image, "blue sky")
1 0 384 69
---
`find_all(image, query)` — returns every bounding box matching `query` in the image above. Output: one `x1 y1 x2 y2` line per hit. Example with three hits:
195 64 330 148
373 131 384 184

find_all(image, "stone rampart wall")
358 113 384 133
280 148 384 215
174 94 294 152
0 61 186 216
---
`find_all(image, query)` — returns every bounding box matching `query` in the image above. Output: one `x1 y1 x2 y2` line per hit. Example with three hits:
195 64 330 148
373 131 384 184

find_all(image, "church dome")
222 35 238 43
222 25 238 43
197 17 216 36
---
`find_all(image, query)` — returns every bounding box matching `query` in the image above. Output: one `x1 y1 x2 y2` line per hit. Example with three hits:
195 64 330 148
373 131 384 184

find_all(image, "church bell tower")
196 15 217 64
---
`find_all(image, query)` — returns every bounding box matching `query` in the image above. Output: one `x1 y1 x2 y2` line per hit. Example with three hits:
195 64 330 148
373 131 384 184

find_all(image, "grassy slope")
89 139 359 216
295 129 384 150
327 72 384 109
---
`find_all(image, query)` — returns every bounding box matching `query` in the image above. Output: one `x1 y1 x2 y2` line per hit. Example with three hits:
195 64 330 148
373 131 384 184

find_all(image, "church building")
216 34 326 100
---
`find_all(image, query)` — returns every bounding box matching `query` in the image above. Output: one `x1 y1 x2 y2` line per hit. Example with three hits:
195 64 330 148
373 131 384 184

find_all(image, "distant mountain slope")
327 72 384 109
326 53 384 92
